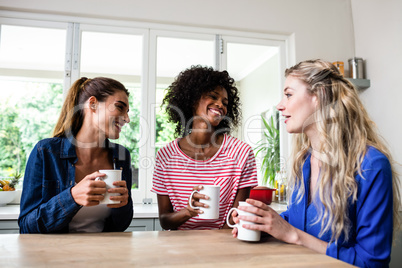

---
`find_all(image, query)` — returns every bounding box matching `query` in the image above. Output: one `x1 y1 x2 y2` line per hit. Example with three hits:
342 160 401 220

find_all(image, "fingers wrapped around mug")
237 199 298 244
106 180 129 208
71 171 108 206
187 185 221 219
226 201 261 242
236 199 273 226
187 185 209 211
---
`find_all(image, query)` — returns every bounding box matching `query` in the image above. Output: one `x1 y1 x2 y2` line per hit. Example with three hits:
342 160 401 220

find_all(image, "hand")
231 209 239 238
236 199 300 244
186 185 210 217
106 180 129 208
71 171 107 206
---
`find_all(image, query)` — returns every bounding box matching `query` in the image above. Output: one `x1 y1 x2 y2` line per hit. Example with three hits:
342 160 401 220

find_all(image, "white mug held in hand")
226 201 261 242
96 169 122 205
189 185 220 219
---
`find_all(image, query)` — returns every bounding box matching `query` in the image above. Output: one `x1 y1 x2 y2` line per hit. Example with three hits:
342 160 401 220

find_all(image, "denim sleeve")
18 143 81 233
326 155 393 267
103 149 134 232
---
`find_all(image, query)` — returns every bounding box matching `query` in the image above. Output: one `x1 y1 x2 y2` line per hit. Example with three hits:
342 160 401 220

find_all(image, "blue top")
18 137 133 233
281 146 394 267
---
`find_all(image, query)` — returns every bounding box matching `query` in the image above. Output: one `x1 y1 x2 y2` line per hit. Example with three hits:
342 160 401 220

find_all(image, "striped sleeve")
151 147 168 195
238 145 258 189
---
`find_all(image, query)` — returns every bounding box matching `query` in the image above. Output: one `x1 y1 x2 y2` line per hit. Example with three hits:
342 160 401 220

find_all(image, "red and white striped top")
151 134 258 230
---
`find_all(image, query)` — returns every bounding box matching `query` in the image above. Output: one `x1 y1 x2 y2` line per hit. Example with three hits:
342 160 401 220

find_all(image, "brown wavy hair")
286 59 401 243
53 77 129 138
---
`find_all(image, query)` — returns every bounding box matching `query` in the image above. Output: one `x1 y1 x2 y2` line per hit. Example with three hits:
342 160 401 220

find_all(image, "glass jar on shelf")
273 171 281 202
277 170 287 204
332 61 345 76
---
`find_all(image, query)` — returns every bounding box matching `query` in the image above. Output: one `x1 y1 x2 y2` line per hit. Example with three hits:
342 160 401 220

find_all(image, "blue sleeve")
280 209 289 222
326 153 393 267
18 142 81 233
103 148 133 232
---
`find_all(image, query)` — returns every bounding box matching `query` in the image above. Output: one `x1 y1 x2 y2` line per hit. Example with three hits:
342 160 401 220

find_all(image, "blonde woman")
19 77 133 233
232 59 401 267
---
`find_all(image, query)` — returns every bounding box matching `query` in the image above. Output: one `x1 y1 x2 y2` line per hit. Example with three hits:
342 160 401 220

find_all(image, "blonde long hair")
53 77 129 138
286 59 401 243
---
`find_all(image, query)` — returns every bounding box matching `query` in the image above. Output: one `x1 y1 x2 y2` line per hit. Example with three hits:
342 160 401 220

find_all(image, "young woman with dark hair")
152 66 258 230
19 77 133 233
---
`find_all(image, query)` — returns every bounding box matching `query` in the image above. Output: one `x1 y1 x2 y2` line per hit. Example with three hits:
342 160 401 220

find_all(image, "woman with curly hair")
231 59 401 266
151 65 258 230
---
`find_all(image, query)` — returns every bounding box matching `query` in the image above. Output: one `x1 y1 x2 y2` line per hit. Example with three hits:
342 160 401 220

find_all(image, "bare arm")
157 185 208 230
157 194 194 230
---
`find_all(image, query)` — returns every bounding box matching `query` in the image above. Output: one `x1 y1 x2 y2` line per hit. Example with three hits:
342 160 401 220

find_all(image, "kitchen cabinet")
0 204 162 234
0 218 162 234
0 220 19 234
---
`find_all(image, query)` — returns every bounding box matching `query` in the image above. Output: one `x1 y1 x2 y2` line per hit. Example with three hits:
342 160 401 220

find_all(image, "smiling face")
95 90 130 139
193 86 228 128
276 75 318 134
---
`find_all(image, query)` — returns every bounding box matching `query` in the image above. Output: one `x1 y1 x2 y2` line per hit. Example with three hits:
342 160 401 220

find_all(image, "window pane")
226 42 280 184
80 31 143 189
155 37 215 149
0 25 66 178
0 25 65 71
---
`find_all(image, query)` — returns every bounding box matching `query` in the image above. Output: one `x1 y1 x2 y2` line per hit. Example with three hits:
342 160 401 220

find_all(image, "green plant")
255 110 280 186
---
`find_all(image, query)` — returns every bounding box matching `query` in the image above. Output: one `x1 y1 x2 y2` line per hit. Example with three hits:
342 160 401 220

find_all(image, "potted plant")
254 109 280 187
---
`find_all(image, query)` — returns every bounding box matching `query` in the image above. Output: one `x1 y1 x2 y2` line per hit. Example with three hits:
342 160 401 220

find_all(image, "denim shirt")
18 137 133 233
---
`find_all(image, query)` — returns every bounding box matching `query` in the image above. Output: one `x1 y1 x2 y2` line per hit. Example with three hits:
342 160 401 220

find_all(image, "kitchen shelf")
346 78 370 90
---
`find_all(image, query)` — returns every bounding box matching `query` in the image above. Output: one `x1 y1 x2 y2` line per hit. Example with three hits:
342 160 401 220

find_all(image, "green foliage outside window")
0 83 176 187
0 83 63 177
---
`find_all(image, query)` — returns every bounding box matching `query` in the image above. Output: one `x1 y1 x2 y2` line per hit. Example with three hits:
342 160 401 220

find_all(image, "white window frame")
0 10 295 204
75 23 150 204
147 29 218 203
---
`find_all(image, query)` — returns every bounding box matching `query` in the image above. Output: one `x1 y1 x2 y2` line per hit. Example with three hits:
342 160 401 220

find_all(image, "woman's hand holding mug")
188 185 220 219
71 171 107 206
231 199 300 245
72 170 129 208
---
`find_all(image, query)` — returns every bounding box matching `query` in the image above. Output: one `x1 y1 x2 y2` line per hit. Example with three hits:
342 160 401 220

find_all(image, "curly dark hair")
162 65 241 137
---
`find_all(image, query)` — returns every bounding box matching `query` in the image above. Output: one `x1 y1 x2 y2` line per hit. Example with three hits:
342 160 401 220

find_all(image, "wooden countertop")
0 229 353 267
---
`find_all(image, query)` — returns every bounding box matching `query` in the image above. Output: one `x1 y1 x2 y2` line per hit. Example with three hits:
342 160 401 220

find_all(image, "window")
220 36 284 184
0 14 289 202
154 34 215 150
0 22 66 179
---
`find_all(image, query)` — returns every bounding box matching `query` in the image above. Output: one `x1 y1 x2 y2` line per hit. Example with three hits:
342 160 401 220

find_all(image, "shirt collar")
60 137 122 161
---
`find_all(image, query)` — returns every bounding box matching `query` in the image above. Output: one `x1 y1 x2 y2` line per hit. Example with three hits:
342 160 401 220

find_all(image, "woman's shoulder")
223 135 253 152
156 139 180 157
358 146 392 183
362 146 391 169
161 138 179 150
35 137 64 150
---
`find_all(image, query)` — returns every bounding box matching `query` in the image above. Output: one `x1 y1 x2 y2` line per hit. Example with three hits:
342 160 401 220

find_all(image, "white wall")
351 0 402 191
240 55 280 136
351 2 402 266
0 0 355 63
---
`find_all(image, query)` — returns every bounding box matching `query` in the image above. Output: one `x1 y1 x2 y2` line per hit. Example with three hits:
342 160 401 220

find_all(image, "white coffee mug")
96 169 122 205
189 185 220 219
226 201 261 242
